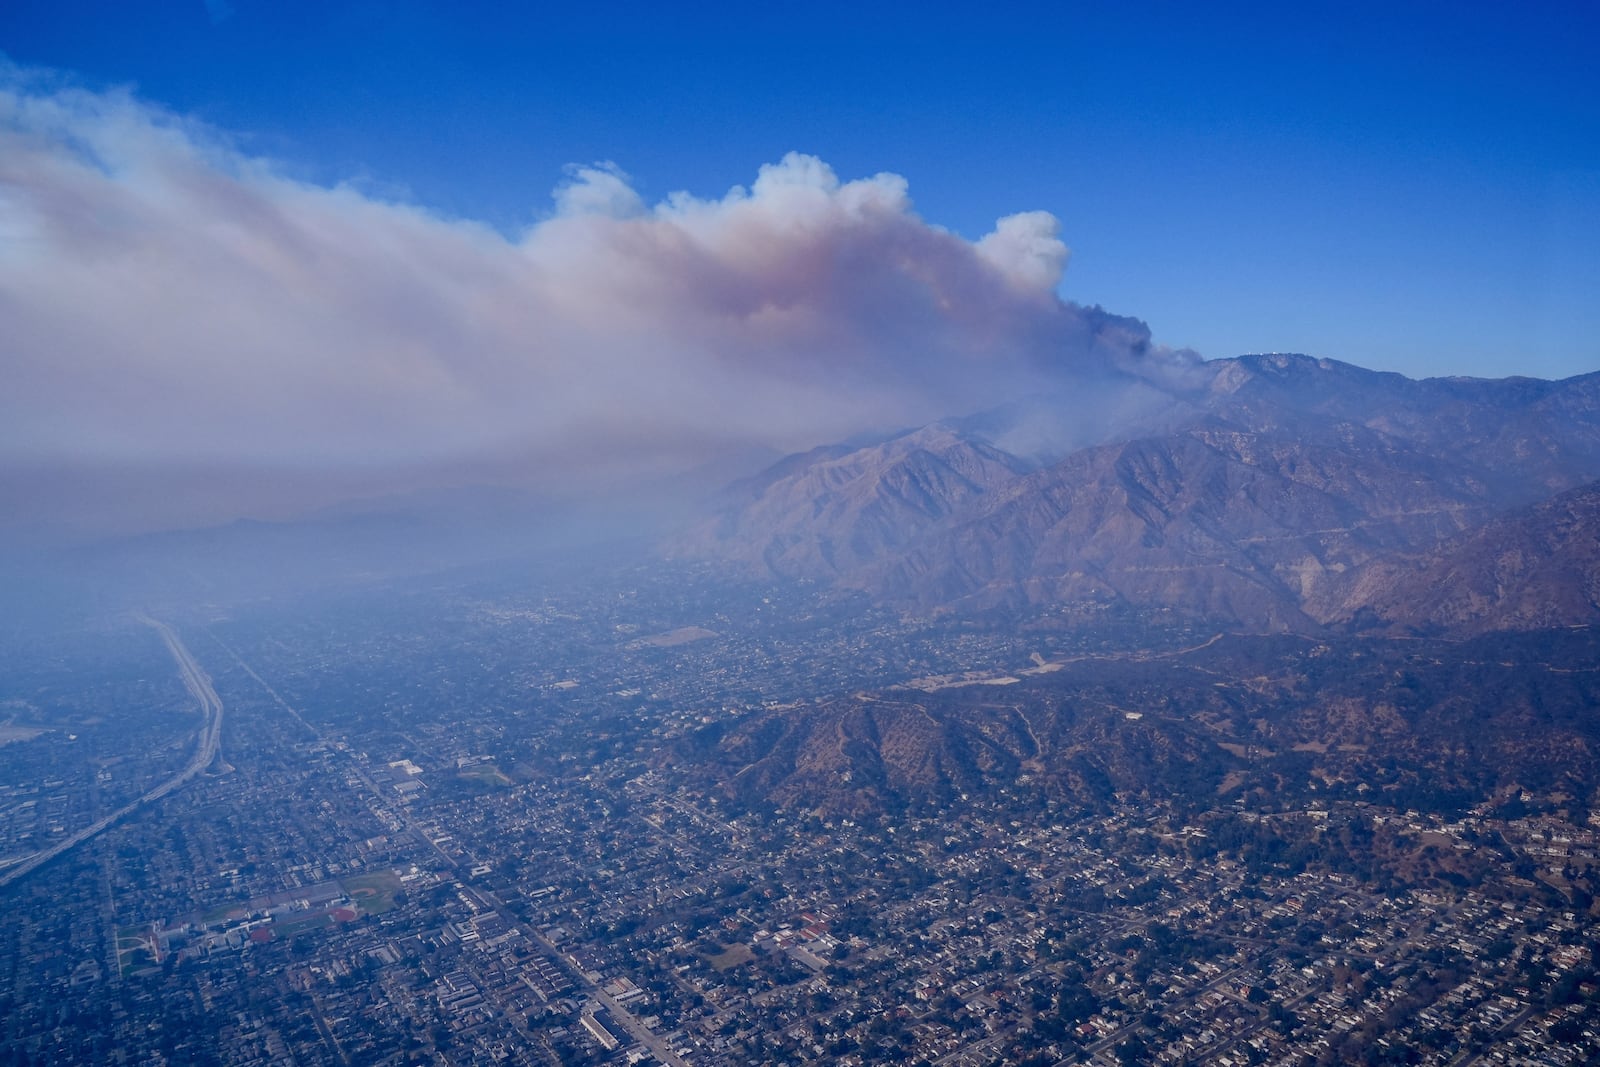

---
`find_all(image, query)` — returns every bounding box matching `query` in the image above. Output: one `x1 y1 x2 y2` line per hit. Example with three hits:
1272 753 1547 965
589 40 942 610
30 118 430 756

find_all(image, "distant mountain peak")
671 355 1600 634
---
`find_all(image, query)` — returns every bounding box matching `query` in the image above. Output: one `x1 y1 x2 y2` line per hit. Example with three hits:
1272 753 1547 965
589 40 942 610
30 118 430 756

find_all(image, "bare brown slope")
671 357 1600 631
670 424 1031 579
662 631 1600 820
867 424 1491 628
666 683 1231 819
1346 481 1600 634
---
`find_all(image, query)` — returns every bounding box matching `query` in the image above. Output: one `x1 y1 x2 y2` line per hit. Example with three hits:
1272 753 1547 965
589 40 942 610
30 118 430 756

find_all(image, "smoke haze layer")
1 69 1155 537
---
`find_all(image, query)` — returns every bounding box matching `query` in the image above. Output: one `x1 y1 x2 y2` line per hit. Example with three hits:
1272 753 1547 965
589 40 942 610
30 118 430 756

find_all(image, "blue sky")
1 2 1598 537
4 1 1596 380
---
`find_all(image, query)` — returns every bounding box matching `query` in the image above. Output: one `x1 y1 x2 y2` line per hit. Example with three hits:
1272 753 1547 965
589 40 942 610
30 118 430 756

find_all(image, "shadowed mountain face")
663 630 1600 819
653 355 1600 820
673 355 1600 632
1346 481 1600 635
689 426 1034 580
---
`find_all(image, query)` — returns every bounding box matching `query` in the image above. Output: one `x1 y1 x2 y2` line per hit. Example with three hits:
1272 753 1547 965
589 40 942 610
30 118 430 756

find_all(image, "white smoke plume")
0 68 1151 535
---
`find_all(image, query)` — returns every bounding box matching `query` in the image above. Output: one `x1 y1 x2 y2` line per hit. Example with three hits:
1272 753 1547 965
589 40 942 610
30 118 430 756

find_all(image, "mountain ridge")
672 354 1600 634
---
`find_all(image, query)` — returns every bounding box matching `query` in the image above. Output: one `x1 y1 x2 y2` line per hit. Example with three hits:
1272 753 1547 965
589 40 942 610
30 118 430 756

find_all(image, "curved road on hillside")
0 618 222 889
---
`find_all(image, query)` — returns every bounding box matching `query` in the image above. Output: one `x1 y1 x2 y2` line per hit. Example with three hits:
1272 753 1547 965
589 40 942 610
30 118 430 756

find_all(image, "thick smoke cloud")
0 70 1151 536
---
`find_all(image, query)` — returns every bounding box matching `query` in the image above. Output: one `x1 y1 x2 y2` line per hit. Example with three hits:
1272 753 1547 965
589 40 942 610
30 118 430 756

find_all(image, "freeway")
0 617 223 889
139 617 225 795
206 633 688 1064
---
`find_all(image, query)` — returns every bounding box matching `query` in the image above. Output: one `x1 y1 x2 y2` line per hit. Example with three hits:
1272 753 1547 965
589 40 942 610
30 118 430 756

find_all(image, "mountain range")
673 353 1600 635
663 628 1600 819
663 354 1600 818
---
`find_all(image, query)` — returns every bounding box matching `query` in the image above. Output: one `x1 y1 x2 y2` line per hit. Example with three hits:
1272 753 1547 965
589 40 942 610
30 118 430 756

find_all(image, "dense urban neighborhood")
5 4 1599 1063
3 564 1598 1065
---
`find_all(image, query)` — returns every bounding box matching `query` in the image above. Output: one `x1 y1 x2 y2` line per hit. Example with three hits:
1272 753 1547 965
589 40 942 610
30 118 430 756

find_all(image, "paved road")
213 633 693 1064
139 617 225 794
207 633 463 871
520 920 692 1067
0 617 223 890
